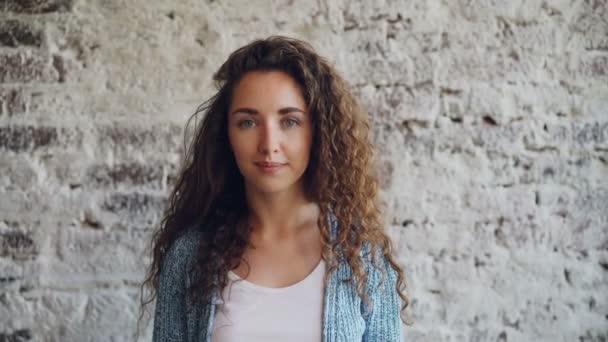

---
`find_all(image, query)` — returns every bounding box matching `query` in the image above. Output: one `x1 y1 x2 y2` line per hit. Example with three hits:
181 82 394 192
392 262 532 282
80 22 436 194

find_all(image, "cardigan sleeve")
152 233 197 342
361 245 405 342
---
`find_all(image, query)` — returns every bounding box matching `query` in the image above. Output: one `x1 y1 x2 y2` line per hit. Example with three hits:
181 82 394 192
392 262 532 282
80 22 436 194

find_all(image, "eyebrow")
230 107 306 116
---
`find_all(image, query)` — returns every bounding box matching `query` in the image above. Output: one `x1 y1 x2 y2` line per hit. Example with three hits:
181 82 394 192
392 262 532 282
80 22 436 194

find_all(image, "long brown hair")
138 35 411 335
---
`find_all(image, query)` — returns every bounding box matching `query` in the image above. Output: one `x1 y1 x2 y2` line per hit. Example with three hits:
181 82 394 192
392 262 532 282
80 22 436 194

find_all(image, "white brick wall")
0 0 606 341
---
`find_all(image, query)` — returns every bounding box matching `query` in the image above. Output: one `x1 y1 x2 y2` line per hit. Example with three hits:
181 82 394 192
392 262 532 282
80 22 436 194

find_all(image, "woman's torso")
211 258 326 341
231 218 323 287
211 218 325 341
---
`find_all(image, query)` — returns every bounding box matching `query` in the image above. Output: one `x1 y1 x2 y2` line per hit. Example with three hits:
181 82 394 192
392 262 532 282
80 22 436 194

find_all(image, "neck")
244 182 319 240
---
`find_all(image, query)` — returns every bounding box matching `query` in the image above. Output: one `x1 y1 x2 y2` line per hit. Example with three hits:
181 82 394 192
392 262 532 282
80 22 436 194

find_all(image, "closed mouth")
255 162 286 167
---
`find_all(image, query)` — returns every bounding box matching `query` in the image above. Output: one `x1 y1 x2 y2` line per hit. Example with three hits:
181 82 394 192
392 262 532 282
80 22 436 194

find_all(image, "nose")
257 120 280 155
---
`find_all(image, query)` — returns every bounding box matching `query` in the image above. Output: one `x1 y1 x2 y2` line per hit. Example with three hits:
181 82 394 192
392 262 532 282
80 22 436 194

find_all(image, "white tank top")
211 259 325 342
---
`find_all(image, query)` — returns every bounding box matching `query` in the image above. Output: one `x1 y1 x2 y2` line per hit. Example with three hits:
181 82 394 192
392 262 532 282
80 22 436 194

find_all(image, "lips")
254 161 286 174
255 161 286 167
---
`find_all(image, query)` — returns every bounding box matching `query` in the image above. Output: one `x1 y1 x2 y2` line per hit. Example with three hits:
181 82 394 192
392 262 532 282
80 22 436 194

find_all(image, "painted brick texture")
0 0 606 341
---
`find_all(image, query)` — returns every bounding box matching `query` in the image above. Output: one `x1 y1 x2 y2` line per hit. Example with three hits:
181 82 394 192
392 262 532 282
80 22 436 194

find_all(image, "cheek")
229 130 256 161
228 129 244 157
288 132 313 161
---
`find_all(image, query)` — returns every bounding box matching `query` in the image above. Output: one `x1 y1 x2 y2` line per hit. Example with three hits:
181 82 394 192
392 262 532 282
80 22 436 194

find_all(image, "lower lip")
256 164 285 174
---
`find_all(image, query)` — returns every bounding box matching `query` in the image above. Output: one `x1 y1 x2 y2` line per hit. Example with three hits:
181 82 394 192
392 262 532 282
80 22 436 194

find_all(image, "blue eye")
283 119 299 128
237 119 299 129
238 120 255 128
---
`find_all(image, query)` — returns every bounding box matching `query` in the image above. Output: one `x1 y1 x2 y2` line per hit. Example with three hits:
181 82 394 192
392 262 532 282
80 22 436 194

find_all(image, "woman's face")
227 70 312 196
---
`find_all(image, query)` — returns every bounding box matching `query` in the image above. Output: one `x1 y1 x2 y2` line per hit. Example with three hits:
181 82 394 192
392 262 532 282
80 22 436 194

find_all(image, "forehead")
230 70 307 109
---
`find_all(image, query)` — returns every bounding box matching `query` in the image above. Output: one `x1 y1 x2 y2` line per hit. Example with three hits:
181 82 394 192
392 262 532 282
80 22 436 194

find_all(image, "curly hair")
137 35 411 336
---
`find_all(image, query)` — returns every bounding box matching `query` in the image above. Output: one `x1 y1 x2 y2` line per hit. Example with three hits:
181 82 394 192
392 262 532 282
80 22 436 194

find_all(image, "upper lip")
255 161 286 167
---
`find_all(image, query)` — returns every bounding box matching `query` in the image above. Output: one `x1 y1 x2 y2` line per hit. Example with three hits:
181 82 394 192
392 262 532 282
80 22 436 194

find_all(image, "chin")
245 177 296 194
254 182 293 194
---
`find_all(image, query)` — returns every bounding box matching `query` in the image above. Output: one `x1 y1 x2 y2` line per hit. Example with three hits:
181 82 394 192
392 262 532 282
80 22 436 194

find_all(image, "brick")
0 0 73 13
48 228 151 280
96 123 182 154
0 126 57 152
51 55 67 83
0 20 43 48
0 260 28 292
388 31 449 55
0 88 27 116
358 82 437 126
585 55 608 77
0 230 37 260
101 192 166 216
34 291 140 341
0 275 20 284
165 162 180 188
376 159 394 190
100 125 158 146
0 329 32 342
0 52 58 83
0 155 38 190
86 162 164 189
458 0 542 21
550 54 608 81
568 0 608 51
26 90 81 116
522 121 608 151
436 49 544 83
0 126 82 152
574 186 608 216
573 122 608 145
492 16 558 52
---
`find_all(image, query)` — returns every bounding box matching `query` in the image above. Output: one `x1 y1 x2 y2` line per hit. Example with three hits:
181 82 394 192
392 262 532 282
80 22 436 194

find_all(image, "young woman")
139 36 410 341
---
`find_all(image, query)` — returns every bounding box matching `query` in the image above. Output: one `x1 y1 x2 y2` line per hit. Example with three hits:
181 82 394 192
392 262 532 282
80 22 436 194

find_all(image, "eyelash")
238 118 300 129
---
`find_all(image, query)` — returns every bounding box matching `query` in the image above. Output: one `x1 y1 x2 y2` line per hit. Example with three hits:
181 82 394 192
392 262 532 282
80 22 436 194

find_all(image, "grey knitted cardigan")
152 210 404 341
